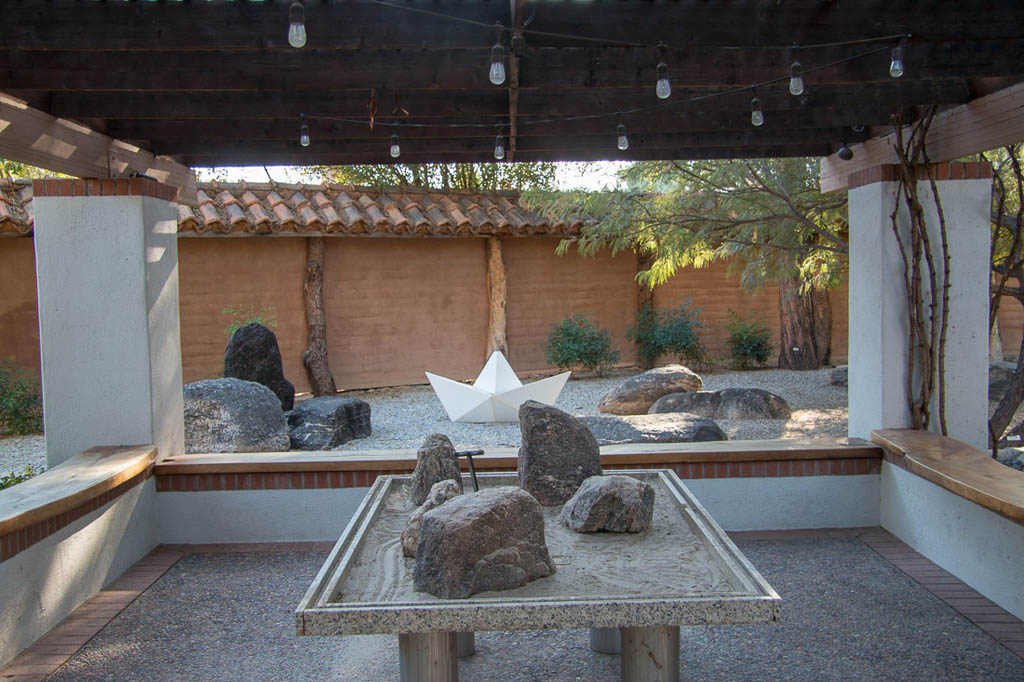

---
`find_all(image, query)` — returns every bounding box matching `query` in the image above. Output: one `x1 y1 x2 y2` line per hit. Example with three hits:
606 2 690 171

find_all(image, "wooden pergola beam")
0 93 197 205
821 80 1024 193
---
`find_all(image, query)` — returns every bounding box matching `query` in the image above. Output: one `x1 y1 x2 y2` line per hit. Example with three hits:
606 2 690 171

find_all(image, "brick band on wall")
32 178 178 202
848 161 993 190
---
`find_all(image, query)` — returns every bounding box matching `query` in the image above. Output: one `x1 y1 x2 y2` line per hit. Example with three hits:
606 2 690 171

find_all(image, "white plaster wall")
0 480 158 667
685 476 880 531
156 488 370 544
881 462 1024 619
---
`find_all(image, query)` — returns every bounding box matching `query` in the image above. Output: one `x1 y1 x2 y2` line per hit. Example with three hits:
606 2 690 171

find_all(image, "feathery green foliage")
308 162 559 192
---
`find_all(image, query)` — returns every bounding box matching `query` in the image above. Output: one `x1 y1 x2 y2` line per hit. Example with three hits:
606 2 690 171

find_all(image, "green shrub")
222 304 278 339
545 314 620 375
0 361 43 435
726 311 773 370
0 465 43 491
627 301 705 369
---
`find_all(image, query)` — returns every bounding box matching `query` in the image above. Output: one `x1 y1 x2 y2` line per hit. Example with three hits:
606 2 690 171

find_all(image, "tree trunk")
777 277 832 370
485 237 508 357
635 252 656 369
302 236 337 395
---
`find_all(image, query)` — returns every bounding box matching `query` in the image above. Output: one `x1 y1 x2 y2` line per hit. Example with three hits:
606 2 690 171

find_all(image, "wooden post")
302 235 337 395
485 237 509 358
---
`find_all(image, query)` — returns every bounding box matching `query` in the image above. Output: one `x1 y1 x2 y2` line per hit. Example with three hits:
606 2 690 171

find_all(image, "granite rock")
597 365 703 415
560 475 655 533
829 365 848 387
413 486 555 598
401 479 463 557
580 413 726 445
990 361 1017 403
517 400 602 506
410 433 463 505
183 377 290 453
287 396 371 450
224 322 296 411
649 388 791 420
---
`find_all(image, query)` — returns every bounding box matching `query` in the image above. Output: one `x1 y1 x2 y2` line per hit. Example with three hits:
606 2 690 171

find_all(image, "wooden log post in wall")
302 236 337 395
485 237 509 357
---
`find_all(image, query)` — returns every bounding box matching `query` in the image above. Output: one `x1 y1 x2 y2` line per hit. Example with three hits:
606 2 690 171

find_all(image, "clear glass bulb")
789 61 804 96
489 43 506 85
299 124 310 147
390 134 401 159
616 123 629 151
288 3 307 48
750 98 764 127
655 62 670 99
494 134 505 160
889 46 904 78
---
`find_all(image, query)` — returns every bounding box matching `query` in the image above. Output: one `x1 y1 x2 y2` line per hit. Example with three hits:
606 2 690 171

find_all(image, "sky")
192 161 629 191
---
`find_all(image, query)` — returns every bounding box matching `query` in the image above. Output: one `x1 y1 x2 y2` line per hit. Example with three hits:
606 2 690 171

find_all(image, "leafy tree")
524 158 848 369
308 162 559 192
1 158 61 180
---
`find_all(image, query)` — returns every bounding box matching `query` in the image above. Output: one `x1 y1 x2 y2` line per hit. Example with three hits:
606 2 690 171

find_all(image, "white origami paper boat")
426 351 571 422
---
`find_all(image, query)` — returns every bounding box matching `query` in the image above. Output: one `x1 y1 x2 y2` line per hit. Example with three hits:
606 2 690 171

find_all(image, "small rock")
409 434 463 505
518 400 602 506
224 322 296 411
560 475 655 533
413 486 555 599
597 365 703 415
649 388 790 420
580 413 726 445
183 378 289 453
401 479 462 557
287 396 371 450
829 365 848 387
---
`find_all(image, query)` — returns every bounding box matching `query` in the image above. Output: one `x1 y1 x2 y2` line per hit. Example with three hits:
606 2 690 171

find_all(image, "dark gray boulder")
410 434 463 505
560 475 655 533
518 400 602 506
580 413 726 445
829 365 848 387
183 378 289 453
649 388 791 420
990 361 1017 403
287 396 371 450
401 479 462 557
597 365 703 415
413 486 555 598
224 322 295 411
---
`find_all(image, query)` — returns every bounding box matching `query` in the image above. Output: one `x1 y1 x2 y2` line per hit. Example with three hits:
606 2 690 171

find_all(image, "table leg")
589 627 622 654
398 631 458 682
456 632 475 658
620 625 679 682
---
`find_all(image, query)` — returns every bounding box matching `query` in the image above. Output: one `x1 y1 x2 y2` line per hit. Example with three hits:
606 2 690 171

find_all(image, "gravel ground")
0 434 45 477
46 537 1024 681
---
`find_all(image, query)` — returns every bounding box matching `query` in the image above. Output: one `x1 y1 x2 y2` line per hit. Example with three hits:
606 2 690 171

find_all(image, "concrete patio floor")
6 529 1023 681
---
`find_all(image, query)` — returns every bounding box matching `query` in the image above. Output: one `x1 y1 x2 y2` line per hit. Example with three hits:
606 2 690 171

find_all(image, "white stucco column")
32 179 185 467
847 163 991 450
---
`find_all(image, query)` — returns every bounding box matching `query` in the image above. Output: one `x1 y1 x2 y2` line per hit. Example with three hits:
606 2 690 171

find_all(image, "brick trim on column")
847 162 993 190
31 178 178 202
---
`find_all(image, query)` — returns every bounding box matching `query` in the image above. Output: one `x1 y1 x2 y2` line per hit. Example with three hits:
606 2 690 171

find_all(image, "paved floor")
4 530 1023 681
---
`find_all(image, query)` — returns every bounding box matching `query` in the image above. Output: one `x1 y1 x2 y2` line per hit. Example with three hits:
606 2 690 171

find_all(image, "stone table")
296 470 780 682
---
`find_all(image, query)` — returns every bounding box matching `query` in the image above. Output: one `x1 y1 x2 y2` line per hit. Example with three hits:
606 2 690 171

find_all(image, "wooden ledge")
154 438 880 475
872 429 1024 525
0 445 156 537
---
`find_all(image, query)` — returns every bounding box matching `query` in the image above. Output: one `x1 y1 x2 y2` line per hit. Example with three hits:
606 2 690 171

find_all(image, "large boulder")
287 396 371 450
223 322 295 411
990 361 1017 403
401 479 462 557
560 475 655 533
518 400 602 506
183 378 289 453
649 388 791 420
410 434 463 505
580 413 726 445
597 365 703 415
413 486 555 598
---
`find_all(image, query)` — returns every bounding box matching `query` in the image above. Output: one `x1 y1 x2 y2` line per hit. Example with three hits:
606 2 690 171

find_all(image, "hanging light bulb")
489 42 507 85
789 60 804 96
494 131 505 160
616 122 629 151
889 45 904 78
299 116 310 147
837 143 854 161
750 97 764 127
390 131 401 159
655 43 671 99
288 2 307 49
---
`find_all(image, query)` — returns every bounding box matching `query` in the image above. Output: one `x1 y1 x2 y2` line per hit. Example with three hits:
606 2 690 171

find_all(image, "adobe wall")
0 238 40 377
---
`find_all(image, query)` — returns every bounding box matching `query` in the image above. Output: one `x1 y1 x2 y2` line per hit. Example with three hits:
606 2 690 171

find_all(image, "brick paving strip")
1 532 1020 680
